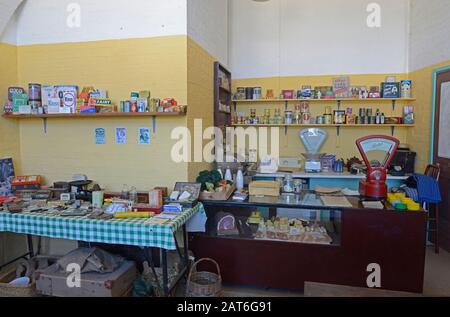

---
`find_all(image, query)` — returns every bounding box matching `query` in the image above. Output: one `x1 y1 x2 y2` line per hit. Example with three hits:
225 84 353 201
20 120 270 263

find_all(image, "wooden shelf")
2 111 187 134
232 124 415 128
234 98 416 103
2 111 187 119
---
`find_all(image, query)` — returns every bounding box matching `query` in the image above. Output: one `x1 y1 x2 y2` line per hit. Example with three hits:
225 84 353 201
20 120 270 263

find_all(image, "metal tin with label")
29 83 42 101
253 87 262 100
123 101 131 112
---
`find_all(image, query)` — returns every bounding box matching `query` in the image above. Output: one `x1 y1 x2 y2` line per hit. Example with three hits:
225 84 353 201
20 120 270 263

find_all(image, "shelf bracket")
233 101 237 113
42 118 48 134
285 125 288 136
391 126 395 136
152 116 157 134
336 126 341 137
392 100 396 112
337 100 341 111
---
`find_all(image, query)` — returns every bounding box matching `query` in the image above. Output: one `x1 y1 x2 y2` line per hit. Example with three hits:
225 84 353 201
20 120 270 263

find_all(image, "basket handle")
187 258 221 283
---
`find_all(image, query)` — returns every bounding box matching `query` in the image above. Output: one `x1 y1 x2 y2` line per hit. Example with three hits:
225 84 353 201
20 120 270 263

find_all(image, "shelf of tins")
2 110 187 134
231 123 415 137
233 98 416 112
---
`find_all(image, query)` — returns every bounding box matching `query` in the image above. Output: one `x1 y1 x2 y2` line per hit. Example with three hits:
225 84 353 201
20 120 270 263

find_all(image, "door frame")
430 65 450 163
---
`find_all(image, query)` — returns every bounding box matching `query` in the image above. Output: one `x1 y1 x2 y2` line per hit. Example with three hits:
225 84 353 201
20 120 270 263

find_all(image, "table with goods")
0 175 206 297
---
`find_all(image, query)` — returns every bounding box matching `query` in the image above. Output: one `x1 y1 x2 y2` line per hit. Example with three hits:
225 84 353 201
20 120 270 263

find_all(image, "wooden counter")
189 193 427 293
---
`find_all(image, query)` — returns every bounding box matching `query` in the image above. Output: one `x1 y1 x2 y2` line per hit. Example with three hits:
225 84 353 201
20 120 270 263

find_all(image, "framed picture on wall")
0 158 15 196
381 82 401 98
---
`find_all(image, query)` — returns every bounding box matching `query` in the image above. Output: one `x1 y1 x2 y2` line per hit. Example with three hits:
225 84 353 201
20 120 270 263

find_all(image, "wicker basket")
0 269 39 297
186 258 222 297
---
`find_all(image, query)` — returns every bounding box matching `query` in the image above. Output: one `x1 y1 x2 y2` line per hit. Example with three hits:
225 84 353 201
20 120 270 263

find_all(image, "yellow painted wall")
233 74 410 161
0 42 23 266
15 36 189 192
186 38 215 181
408 60 450 172
0 42 21 168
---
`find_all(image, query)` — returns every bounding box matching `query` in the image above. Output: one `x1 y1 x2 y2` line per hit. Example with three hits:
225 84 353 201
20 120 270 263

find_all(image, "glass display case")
201 192 342 246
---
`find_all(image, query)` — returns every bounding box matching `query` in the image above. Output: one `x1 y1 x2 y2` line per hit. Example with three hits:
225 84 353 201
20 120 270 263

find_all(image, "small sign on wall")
115 128 127 145
138 128 150 145
95 128 106 145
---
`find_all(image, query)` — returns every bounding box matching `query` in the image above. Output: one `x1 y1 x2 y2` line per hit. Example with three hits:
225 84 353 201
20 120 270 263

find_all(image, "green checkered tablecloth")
0 204 203 250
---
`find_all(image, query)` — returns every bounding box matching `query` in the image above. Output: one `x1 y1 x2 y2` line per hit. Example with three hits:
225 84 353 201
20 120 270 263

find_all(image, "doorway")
432 67 450 251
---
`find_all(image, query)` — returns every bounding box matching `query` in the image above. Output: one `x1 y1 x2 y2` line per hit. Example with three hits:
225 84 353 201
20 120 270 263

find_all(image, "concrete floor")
219 246 450 297
1 246 448 297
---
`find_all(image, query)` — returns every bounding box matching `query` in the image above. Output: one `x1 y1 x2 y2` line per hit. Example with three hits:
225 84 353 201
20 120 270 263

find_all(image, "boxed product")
55 85 78 113
41 85 56 107
47 97 61 114
332 77 350 98
249 181 280 197
8 87 25 102
12 93 28 113
36 261 137 297
12 175 42 191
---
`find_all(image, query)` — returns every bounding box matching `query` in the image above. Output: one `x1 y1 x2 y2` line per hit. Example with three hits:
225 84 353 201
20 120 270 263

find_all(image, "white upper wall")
2 0 188 45
409 0 450 71
0 0 22 40
187 0 229 65
230 0 410 79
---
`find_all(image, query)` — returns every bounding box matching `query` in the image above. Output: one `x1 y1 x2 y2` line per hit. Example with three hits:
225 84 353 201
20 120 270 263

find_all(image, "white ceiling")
0 0 23 38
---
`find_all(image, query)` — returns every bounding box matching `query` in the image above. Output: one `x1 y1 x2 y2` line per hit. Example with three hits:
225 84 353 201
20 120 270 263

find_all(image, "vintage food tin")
29 100 42 114
401 80 412 98
245 87 254 100
302 112 311 124
236 87 246 100
285 111 293 125
253 87 262 100
28 83 42 101
300 102 310 113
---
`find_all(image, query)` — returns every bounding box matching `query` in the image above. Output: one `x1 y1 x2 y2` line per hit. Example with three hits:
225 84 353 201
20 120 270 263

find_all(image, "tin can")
245 87 254 100
137 103 145 112
294 180 304 194
123 101 131 112
29 83 42 101
29 100 41 114
236 87 246 100
316 116 325 124
300 102 310 113
285 111 293 125
131 102 137 113
401 80 412 98
324 113 332 124
359 108 366 117
302 112 311 124
253 87 262 100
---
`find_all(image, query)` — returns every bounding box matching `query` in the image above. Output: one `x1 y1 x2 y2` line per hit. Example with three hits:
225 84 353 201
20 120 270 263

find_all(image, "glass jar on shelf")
283 174 294 193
